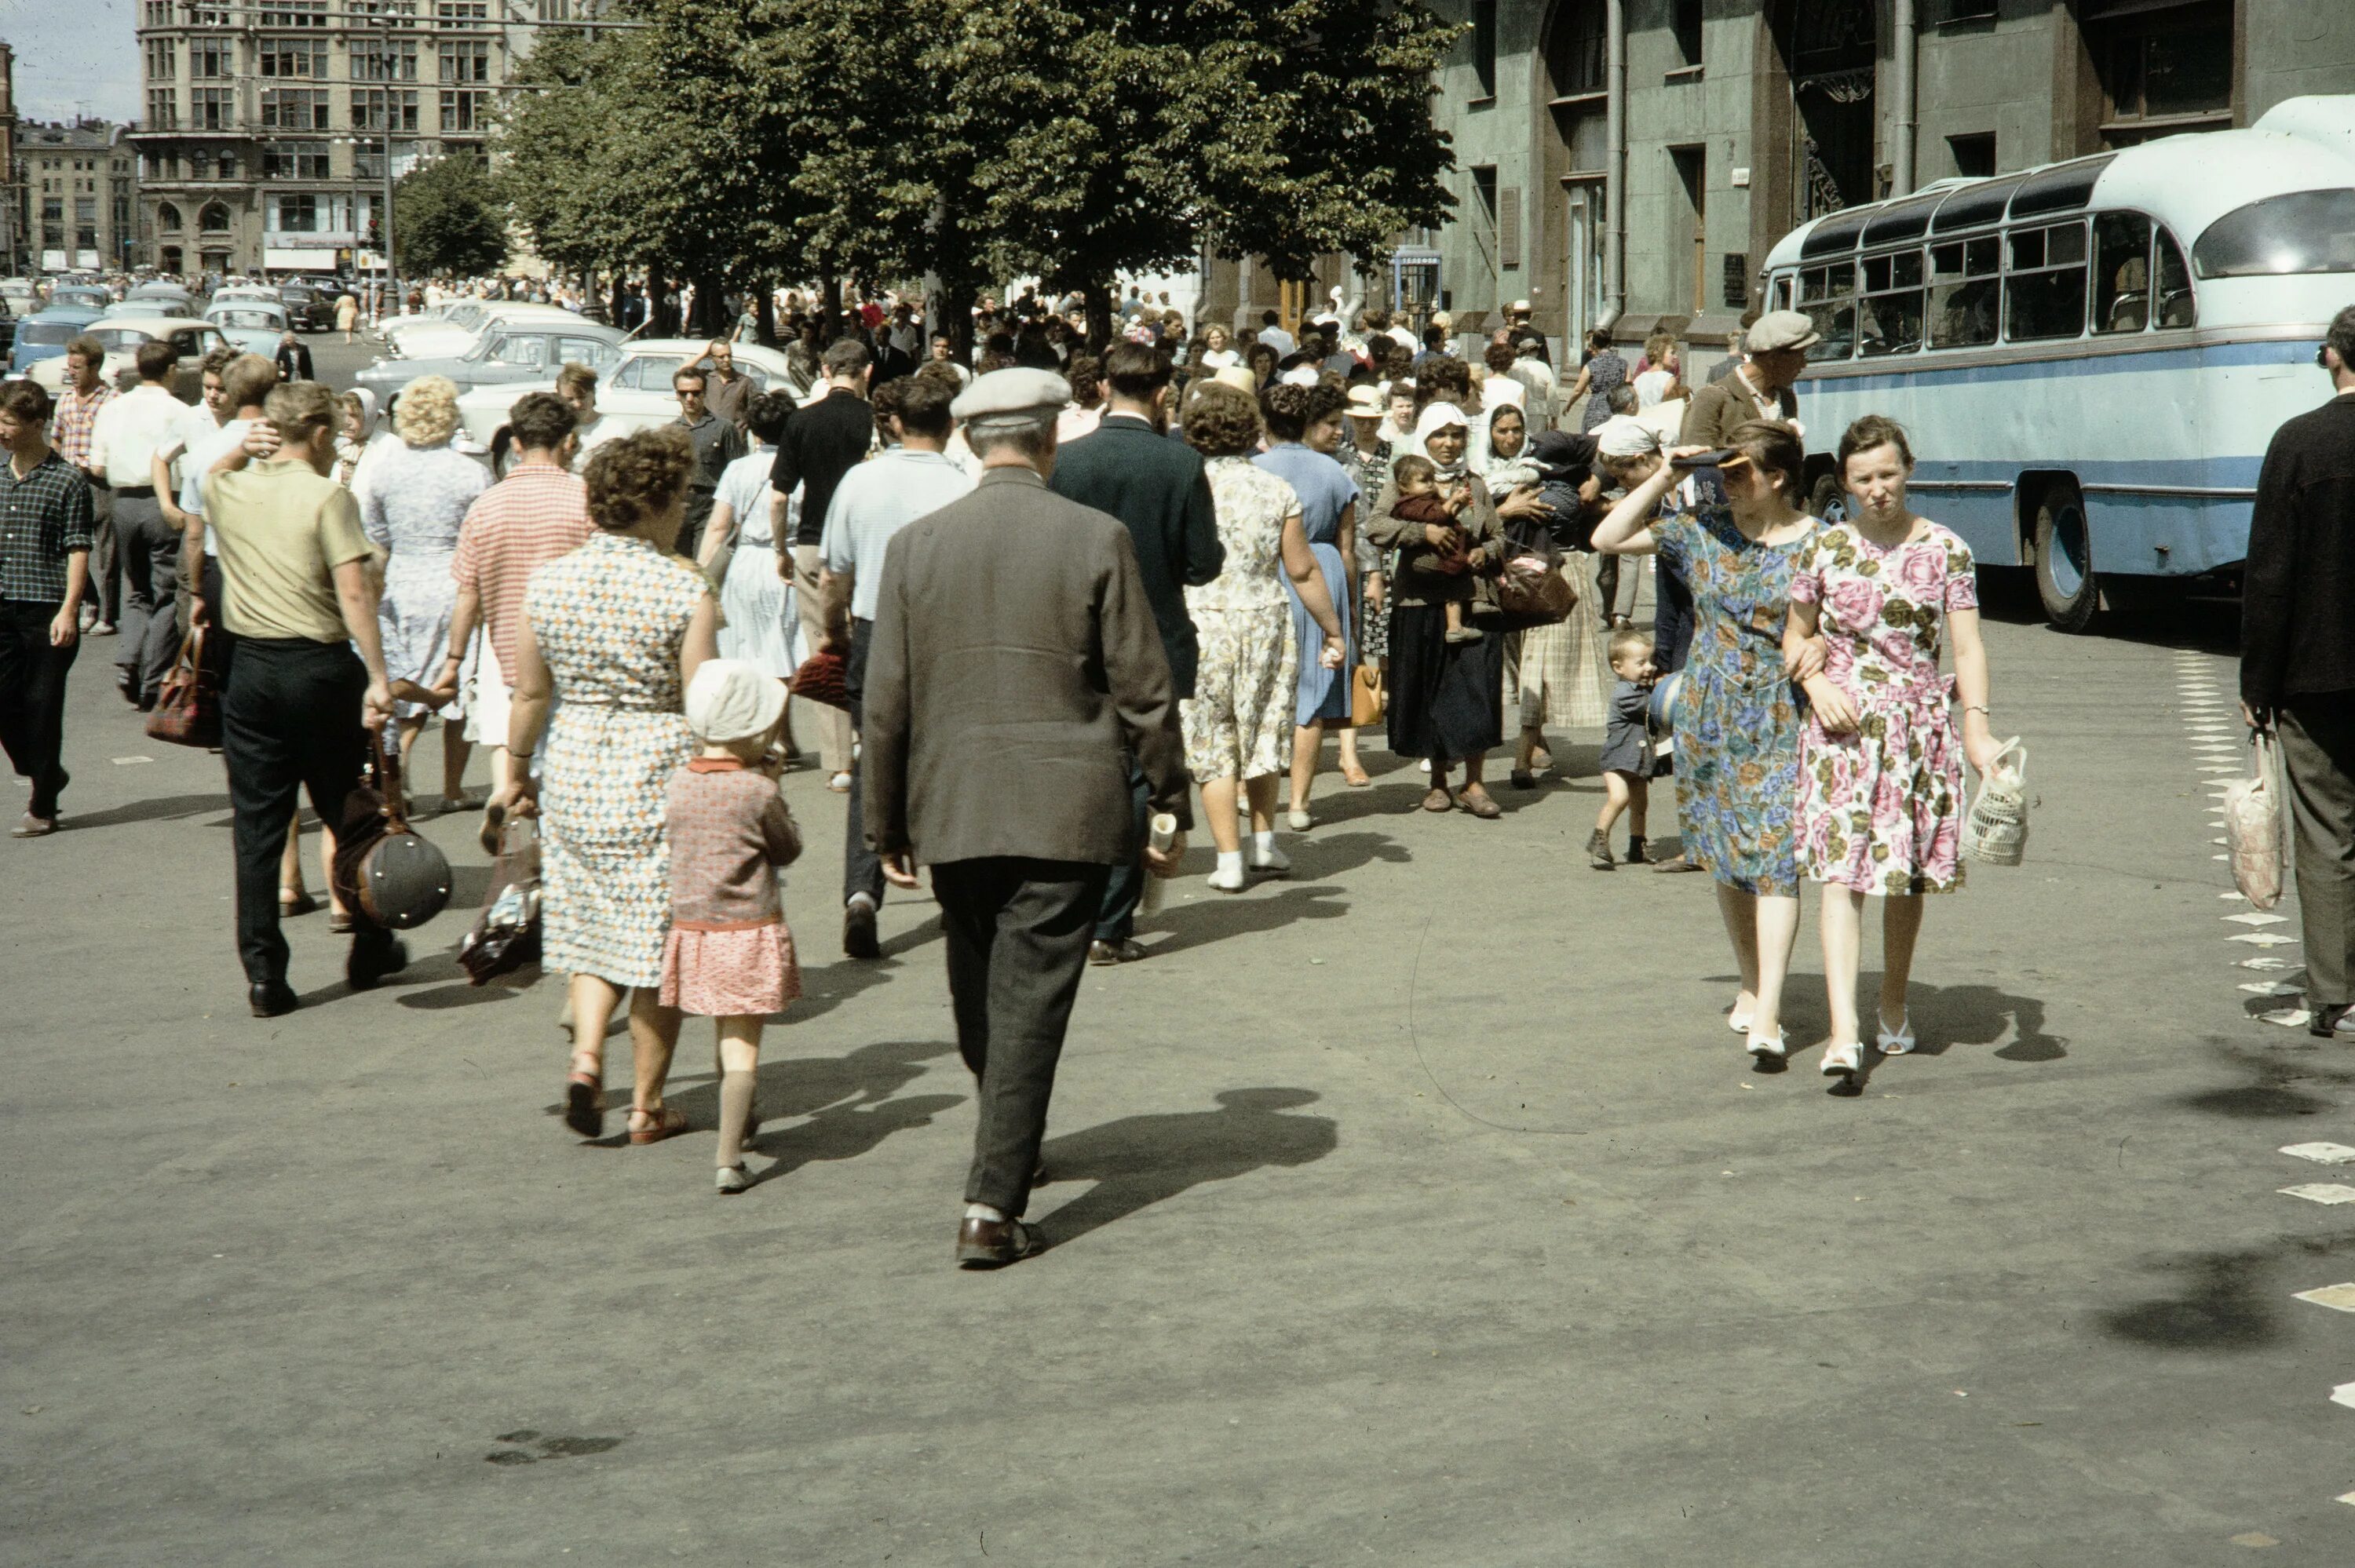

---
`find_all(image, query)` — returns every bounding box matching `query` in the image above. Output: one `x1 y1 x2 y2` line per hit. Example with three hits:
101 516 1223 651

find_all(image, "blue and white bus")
1761 95 2355 631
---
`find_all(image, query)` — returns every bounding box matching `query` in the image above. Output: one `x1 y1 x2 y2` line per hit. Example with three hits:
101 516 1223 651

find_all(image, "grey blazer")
862 465 1193 866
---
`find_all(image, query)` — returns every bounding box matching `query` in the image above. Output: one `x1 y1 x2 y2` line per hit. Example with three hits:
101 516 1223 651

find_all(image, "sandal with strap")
564 1053 603 1138
628 1103 691 1146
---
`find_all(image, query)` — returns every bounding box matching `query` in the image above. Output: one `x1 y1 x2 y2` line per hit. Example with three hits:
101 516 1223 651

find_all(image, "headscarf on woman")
1414 403 1472 480
1594 414 1666 464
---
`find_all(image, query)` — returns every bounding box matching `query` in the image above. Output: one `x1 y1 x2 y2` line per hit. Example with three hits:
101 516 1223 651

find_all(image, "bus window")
1858 250 1925 357
1771 273 1795 312
1798 261 1856 361
2154 224 2196 329
2092 212 2152 334
2005 220 2087 342
2193 188 2355 278
1930 235 1999 348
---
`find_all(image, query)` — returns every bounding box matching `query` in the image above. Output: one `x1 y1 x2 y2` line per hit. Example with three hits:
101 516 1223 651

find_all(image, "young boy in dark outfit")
1590 625 1659 869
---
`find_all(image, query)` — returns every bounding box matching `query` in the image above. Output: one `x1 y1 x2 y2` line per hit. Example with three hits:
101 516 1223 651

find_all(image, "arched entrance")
1782 0 1878 218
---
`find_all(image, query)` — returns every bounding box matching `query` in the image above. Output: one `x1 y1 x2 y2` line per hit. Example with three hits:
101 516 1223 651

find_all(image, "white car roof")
89 314 221 336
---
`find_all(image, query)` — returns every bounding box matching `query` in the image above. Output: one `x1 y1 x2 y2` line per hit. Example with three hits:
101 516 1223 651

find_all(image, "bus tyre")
1807 472 1847 525
2032 479 2098 635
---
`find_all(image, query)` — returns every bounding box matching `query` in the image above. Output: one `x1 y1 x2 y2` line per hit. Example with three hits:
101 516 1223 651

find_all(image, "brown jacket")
1364 475 1504 608
861 465 1192 866
1679 369 1798 449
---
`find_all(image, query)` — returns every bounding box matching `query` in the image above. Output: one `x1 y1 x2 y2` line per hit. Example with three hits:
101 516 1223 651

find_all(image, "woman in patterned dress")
1255 382 1357 829
1594 421 1824 1070
1181 383 1346 892
1338 387 1395 787
499 428 721 1144
1787 415 1999 1085
1484 403 1609 787
363 375 490 809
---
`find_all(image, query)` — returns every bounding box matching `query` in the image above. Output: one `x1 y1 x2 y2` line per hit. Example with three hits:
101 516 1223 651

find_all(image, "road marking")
2282 1143 2355 1164
2284 1186 2355 1205
2225 913 2290 927
2292 1283 2355 1312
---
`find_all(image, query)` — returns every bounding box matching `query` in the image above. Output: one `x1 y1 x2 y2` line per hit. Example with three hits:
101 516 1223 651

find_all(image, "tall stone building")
20 121 140 274
1424 0 2355 354
131 0 542 279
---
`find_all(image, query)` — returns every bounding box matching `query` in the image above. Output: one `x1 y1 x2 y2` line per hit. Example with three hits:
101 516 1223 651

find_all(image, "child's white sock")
1217 849 1244 877
1251 830 1276 856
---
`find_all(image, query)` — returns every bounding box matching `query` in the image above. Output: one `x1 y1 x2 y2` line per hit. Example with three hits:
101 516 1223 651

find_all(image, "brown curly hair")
585 426 696 534
1184 381 1262 458
1259 381 1316 443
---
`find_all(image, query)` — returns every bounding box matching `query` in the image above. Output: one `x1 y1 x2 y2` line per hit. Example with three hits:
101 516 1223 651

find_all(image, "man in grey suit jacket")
864 367 1192 1267
1049 341 1224 965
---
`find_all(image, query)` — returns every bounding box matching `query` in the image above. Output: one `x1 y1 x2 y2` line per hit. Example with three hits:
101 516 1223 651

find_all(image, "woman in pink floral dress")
1785 416 2001 1088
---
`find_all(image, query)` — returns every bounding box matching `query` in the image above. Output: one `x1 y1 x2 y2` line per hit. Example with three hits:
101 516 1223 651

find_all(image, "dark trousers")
1652 555 1695 674
113 492 182 703
2278 697 2355 1009
1093 750 1151 943
80 485 119 625
0 599 78 819
677 487 716 565
932 856 1112 1216
199 555 240 676
841 616 885 907
221 637 384 985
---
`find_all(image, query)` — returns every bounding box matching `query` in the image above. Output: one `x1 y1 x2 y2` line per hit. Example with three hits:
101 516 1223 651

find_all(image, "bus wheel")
2032 479 2098 634
1807 472 1848 524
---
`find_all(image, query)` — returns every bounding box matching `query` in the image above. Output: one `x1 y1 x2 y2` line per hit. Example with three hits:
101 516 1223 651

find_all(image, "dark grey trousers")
932 856 1112 1217
841 616 884 908
2278 697 2355 1010
111 492 182 703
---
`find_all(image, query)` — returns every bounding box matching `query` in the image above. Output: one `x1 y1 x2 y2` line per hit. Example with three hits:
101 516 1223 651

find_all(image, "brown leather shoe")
956 1214 1046 1269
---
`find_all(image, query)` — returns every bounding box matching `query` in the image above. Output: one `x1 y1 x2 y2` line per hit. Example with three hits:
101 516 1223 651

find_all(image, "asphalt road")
8 356 2353 1563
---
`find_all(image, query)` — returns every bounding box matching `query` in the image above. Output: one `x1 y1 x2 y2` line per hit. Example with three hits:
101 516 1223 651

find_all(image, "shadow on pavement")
1149 882 1350 954
1036 1087 1338 1249
58 790 228 830
2100 1230 2355 1352
2174 1040 2355 1120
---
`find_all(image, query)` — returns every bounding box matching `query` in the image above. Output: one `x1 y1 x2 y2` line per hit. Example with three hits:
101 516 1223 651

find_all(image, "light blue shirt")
820 447 975 622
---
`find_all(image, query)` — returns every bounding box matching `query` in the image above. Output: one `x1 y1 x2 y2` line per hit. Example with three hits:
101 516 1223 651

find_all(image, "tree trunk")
693 270 725 337
754 279 777 348
1083 278 1114 357
940 281 976 364
819 268 842 345
608 269 626 329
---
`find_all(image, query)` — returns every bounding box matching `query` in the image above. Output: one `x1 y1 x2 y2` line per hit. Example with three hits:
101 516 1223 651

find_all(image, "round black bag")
333 727 452 931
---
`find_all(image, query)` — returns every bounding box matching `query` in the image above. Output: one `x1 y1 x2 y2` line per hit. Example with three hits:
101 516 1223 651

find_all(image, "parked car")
276 283 335 332
49 284 111 312
452 338 797 450
205 299 294 357
8 304 105 377
379 301 588 361
29 315 229 393
0 279 34 315
357 317 629 406
126 281 195 309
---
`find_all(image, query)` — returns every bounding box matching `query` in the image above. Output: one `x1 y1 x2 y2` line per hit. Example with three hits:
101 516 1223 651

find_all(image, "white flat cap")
684 658 786 745
951 366 1072 430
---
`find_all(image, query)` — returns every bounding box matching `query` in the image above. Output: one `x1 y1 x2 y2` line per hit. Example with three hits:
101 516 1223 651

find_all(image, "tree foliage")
393 150 509 277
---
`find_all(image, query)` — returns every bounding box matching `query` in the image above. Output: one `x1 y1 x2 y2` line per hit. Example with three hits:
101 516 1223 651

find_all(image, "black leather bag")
332 727 453 931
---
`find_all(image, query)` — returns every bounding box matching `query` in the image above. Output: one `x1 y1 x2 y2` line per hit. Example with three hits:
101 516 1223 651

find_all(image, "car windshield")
2193 188 2355 279
19 322 75 347
215 310 279 329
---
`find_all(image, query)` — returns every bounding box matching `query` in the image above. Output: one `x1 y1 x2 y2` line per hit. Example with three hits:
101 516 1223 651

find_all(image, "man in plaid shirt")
0 381 95 837
52 334 116 636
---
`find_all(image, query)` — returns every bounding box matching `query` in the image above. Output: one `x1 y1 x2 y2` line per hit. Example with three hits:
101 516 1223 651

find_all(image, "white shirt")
89 383 195 489
1201 348 1241 370
1258 326 1296 357
1480 375 1526 414
1634 368 1677 409
568 414 625 473
820 448 976 622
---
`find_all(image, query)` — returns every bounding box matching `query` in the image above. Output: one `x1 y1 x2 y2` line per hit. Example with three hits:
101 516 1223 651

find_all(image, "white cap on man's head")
949 366 1072 432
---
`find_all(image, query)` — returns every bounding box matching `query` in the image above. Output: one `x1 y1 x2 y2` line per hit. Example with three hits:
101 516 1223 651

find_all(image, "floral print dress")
1789 520 1978 895
1182 457 1302 781
1652 475 1816 897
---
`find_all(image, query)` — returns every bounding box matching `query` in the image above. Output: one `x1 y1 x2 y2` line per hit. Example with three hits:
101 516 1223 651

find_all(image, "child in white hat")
663 658 802 1193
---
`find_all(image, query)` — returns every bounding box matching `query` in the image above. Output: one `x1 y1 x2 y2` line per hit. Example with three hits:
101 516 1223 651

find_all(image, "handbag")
144 626 222 749
2223 729 2284 910
1492 552 1578 627
1960 737 2030 867
331 726 454 930
458 816 542 983
1349 662 1386 728
790 647 850 711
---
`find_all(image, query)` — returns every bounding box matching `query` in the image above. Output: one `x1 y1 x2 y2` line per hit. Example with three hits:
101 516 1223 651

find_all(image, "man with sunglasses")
2244 304 2355 1038
670 363 745 563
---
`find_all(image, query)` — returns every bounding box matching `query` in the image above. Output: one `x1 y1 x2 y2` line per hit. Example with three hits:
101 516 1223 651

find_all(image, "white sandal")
1745 1027 1787 1071
1876 1013 1916 1056
1727 996 1757 1034
1821 1040 1863 1082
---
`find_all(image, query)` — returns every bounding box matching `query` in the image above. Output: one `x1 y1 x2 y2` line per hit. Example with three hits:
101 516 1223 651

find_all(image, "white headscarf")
1413 401 1472 478
1594 414 1665 461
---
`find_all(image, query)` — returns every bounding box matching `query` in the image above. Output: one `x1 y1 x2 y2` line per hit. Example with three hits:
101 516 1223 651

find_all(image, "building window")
213 149 239 180
1673 0 1703 66
144 0 172 23
1472 0 1498 98
436 1 489 24
258 37 329 77
539 0 571 16
440 89 487 132
159 202 184 232
1948 132 1995 177
1546 0 1607 97
262 89 332 130
1470 165 1500 273
144 38 177 80
2096 0 2234 140
351 0 419 18
267 193 322 233
352 38 419 81
257 0 327 24
192 86 236 129
1938 0 1997 20
191 39 233 78
263 142 333 180
439 38 491 83
145 88 180 130
199 201 232 233
352 90 420 133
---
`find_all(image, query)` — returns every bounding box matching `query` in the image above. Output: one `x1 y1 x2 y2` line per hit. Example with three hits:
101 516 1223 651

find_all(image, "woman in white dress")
696 388 801 679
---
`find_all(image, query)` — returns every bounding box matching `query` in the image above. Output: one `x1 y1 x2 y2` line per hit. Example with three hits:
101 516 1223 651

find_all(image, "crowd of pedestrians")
1 286 2028 1266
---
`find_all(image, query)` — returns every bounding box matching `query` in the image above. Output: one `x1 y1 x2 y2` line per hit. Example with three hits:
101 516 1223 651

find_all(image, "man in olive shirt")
205 381 400 1018
1680 309 1813 449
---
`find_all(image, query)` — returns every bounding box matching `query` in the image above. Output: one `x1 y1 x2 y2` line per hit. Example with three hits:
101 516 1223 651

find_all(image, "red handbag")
790 649 850 711
144 626 223 749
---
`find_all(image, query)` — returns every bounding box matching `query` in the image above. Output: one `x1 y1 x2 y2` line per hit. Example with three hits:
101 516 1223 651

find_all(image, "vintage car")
451 338 798 450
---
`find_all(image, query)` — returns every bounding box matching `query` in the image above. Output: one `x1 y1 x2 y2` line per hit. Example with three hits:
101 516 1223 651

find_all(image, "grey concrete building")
130 0 557 279
20 121 139 274
1425 0 2355 358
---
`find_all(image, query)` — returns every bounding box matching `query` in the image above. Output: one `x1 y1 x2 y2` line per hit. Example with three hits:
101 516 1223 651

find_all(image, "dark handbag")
144 626 222 749
790 647 850 711
331 727 453 931
458 817 542 983
1492 550 1579 629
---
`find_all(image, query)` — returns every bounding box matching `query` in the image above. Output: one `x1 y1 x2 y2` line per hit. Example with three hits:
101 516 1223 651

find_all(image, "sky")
5 0 144 126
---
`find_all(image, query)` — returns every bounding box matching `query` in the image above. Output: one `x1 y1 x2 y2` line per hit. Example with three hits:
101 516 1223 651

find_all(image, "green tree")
394 151 510 277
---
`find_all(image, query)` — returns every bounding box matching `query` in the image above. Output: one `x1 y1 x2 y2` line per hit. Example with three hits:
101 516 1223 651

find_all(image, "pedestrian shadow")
55 790 228 830
1696 971 2064 1087
2174 1039 2355 1120
1035 1088 1338 1249
1148 883 1350 954
2099 1230 2355 1352
1275 830 1411 881
784 912 944 1024
1302 780 1427 828
745 1092 965 1186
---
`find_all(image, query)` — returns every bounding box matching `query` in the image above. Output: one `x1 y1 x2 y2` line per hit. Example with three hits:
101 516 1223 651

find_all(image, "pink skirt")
659 923 801 1017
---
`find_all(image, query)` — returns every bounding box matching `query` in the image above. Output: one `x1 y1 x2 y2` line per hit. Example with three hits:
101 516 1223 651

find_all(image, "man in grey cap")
1681 308 1816 450
862 366 1193 1268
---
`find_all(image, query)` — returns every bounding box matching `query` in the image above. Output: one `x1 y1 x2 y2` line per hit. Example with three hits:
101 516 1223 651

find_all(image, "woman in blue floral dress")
1594 421 1823 1071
